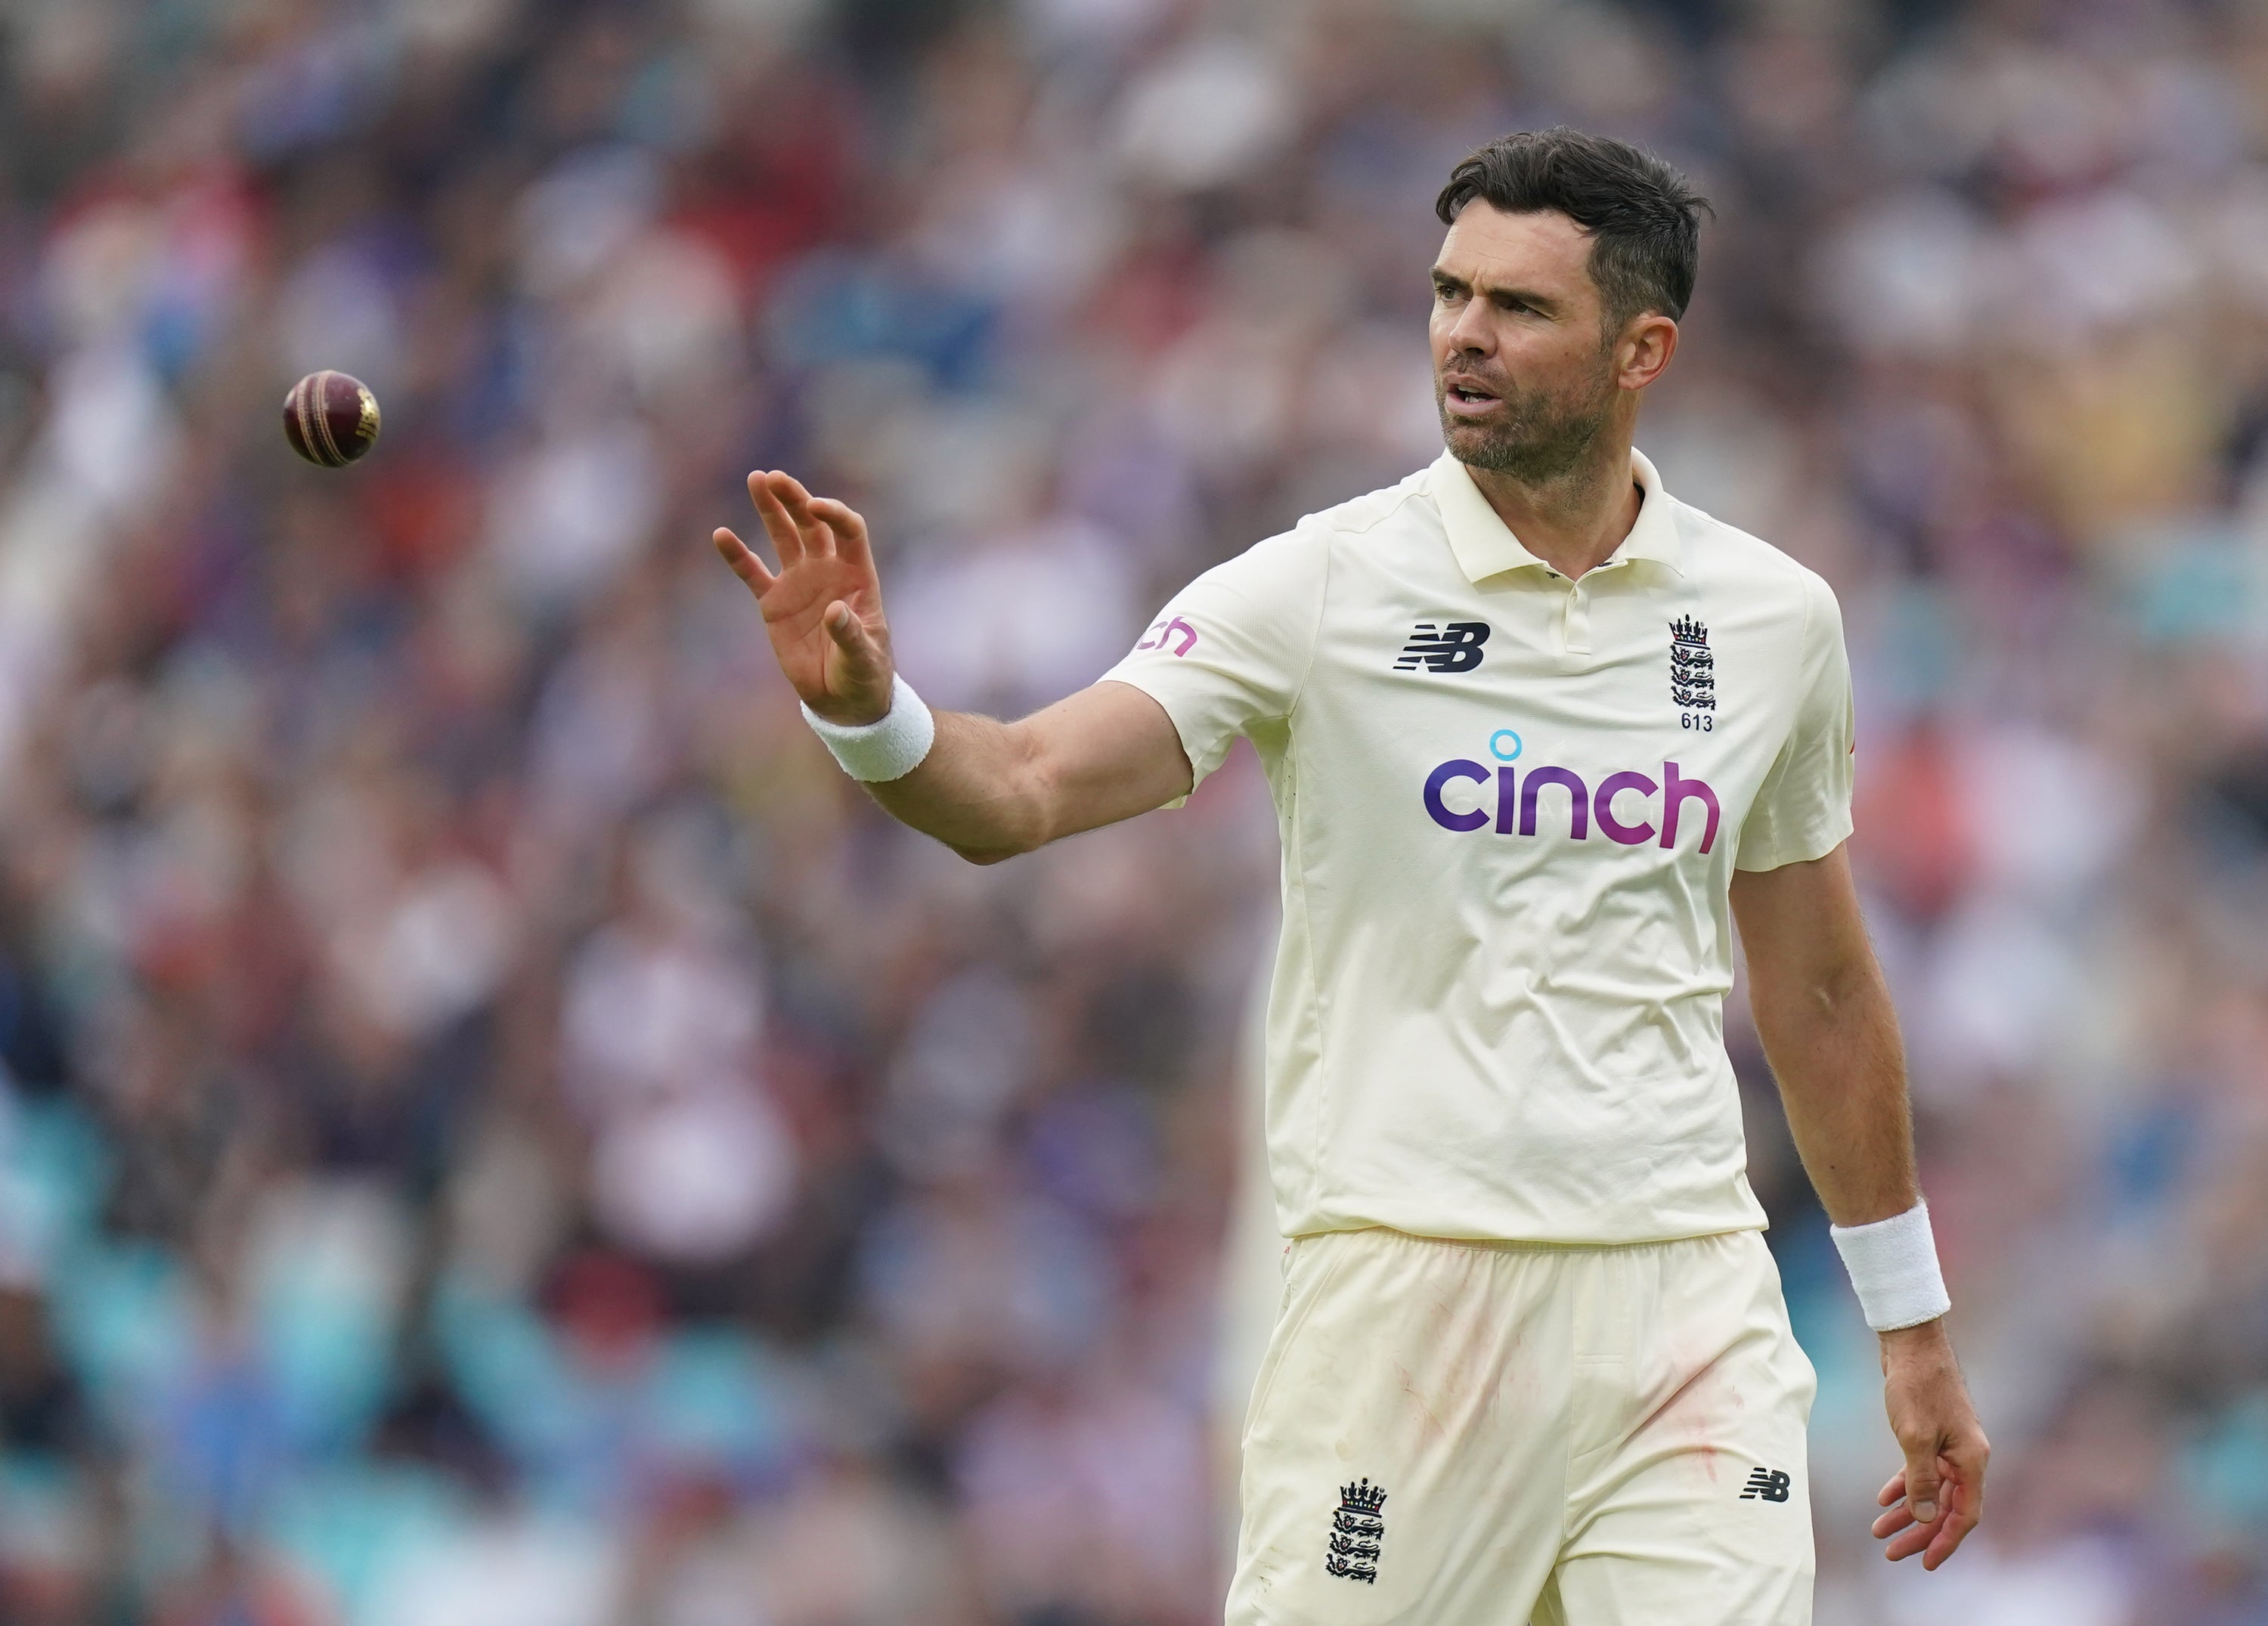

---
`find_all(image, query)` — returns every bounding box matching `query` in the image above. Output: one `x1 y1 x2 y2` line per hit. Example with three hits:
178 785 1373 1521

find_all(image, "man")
715 127 1987 1624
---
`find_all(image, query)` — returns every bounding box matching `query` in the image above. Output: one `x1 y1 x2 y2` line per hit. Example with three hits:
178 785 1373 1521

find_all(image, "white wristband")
801 674 935 782
1830 1201 1951 1331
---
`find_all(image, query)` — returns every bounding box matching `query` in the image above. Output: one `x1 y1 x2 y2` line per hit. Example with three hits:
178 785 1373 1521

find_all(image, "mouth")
1442 379 1504 418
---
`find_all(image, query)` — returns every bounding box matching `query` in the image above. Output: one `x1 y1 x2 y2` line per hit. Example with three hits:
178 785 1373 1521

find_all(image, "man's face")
1429 204 1622 482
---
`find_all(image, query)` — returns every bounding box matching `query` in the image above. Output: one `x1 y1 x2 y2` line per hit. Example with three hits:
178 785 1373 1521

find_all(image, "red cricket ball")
282 370 381 467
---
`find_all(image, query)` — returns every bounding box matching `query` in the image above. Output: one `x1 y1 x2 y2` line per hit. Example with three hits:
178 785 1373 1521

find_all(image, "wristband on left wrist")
1830 1200 1951 1333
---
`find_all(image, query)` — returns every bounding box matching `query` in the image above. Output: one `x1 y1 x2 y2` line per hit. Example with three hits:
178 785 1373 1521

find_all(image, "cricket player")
715 127 1987 1625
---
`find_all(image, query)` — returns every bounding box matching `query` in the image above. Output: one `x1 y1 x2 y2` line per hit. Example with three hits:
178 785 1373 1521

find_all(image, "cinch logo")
1138 615 1198 655
1422 757 1720 851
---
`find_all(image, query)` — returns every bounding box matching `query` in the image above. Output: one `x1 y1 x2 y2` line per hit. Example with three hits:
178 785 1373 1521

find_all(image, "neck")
1461 424 1641 579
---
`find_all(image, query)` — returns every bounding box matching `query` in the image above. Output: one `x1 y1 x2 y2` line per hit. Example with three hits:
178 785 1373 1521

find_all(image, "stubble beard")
1436 363 1617 487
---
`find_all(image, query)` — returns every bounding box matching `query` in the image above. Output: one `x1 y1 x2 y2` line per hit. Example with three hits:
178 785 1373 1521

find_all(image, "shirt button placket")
1564 578 1591 655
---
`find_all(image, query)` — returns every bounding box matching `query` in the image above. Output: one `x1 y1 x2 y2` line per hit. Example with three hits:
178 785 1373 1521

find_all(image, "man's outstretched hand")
714 470 894 725
1872 1319 1989 1569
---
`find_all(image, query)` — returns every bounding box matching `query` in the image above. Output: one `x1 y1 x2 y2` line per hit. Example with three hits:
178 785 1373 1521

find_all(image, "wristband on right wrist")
1829 1200 1951 1332
801 674 935 782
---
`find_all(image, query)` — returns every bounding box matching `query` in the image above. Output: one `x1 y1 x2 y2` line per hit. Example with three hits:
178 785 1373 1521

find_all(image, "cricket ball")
282 370 381 467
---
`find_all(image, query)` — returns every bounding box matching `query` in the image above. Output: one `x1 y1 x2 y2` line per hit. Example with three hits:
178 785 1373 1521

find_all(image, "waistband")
1286 1223 1767 1256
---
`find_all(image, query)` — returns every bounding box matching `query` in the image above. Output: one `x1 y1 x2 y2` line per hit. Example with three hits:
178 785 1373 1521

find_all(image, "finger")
1925 1442 1988 1569
1956 1434 1990 1518
809 497 875 571
1883 1514 1941 1563
713 527 776 590
1901 1442 1943 1526
1924 1501 1978 1569
824 601 884 674
748 472 806 565
1922 1473 1974 1569
1873 1463 1929 1558
771 472 835 559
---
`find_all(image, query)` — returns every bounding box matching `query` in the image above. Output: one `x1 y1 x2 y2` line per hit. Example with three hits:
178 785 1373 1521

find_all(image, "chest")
1296 550 1805 827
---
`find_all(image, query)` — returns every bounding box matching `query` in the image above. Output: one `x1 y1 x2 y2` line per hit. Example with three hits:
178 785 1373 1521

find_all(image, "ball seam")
311 375 345 466
295 380 326 466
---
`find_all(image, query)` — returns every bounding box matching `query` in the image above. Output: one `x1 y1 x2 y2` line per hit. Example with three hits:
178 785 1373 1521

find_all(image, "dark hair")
1435 128 1710 330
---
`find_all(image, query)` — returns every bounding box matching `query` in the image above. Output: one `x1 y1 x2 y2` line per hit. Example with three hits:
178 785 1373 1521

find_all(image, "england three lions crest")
1671 615 1718 727
1323 1478 1387 1584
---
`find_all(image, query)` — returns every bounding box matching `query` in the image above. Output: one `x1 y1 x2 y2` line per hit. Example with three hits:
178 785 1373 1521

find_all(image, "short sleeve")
1736 571 1855 872
1098 525 1328 794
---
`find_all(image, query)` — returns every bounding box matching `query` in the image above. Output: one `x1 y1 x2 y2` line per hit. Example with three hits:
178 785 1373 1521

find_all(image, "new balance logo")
1394 621 1490 674
1323 1478 1388 1584
1740 1467 1792 1503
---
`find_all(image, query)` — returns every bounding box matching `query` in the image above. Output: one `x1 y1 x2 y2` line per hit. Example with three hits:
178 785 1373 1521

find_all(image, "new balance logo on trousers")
1740 1468 1792 1503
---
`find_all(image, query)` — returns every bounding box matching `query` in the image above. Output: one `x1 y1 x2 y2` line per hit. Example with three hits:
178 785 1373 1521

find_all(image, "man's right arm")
864 682 1193 863
714 469 1194 862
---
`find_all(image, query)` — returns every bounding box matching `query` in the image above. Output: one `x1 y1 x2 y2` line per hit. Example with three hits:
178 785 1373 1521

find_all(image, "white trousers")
1227 1227 1816 1626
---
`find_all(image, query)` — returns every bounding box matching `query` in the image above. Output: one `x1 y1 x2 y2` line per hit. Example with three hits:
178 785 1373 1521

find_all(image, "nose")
1439 295 1495 362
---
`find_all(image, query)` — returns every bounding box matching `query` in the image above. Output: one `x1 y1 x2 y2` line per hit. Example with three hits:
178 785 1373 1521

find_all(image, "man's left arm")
1730 844 1990 1571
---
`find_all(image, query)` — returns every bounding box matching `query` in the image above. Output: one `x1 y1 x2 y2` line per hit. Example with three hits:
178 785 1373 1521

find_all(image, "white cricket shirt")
1102 450 1854 1245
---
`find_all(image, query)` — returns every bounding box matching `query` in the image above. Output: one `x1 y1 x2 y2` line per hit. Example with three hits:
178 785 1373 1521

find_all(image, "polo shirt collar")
1429 447 1683 583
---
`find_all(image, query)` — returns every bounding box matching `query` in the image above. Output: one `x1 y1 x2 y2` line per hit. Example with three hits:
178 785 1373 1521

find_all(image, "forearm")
863 709 1052 863
1749 952 1919 1226
1732 851 1922 1228
847 681 1193 865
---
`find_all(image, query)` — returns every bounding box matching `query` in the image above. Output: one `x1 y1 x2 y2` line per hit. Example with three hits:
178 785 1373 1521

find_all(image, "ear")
1616 313 1679 392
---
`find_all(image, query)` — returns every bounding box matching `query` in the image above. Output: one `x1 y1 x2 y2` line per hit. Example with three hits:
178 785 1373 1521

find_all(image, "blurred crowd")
0 0 2264 1621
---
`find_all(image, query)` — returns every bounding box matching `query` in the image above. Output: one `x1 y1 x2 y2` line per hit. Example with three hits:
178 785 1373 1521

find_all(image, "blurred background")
0 0 2265 1621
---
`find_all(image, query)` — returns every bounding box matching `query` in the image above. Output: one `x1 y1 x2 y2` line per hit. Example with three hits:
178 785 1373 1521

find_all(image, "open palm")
714 470 895 725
